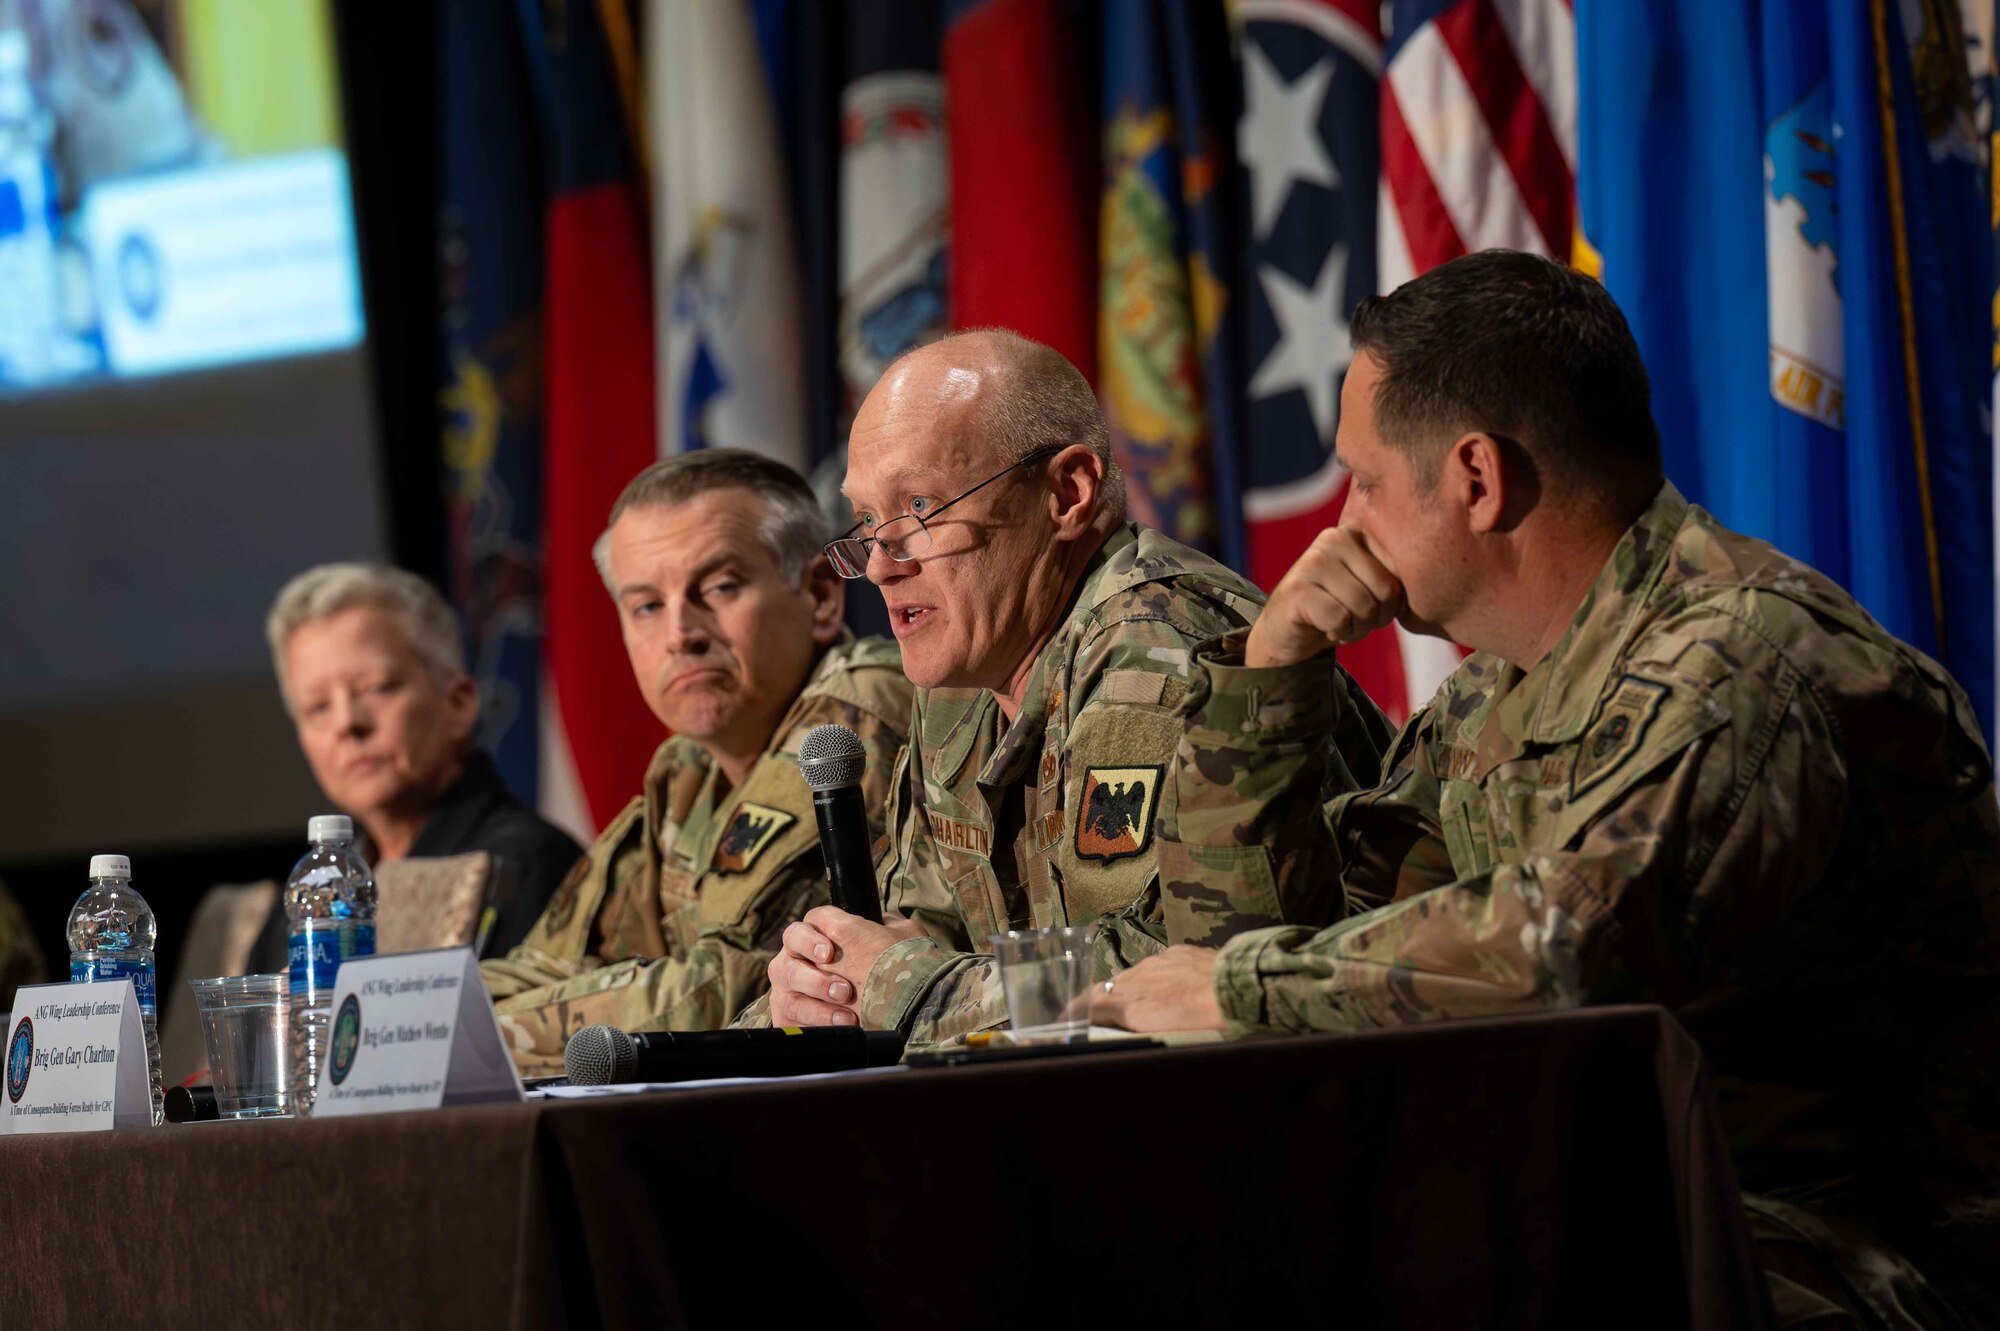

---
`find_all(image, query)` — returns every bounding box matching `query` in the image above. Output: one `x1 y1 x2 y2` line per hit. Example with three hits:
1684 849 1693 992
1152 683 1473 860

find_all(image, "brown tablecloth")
0 1005 1771 1329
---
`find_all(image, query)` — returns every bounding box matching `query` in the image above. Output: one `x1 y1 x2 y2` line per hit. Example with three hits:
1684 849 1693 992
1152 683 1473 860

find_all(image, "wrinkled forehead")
610 491 779 577
844 362 1003 503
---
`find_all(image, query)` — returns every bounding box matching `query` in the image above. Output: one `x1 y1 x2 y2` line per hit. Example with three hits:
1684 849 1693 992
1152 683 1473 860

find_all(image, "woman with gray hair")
246 564 583 973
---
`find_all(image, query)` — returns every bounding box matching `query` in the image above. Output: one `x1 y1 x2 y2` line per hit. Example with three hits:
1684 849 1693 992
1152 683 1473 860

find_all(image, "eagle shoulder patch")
713 803 795 874
1571 676 1669 797
1074 765 1163 863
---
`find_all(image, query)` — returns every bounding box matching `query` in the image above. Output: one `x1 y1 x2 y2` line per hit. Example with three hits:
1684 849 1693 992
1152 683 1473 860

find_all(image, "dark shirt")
250 752 584 973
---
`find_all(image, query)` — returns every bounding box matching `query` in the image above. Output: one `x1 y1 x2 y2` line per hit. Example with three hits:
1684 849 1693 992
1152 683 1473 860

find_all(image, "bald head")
843 329 1128 698
866 329 1125 519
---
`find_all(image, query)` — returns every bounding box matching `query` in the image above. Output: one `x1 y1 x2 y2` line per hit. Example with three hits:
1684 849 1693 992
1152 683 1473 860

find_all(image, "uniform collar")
1521 482 1688 744
1442 483 1689 771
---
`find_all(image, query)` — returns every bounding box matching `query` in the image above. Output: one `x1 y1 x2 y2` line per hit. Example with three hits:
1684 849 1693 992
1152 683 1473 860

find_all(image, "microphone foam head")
798 722 866 792
563 1024 636 1086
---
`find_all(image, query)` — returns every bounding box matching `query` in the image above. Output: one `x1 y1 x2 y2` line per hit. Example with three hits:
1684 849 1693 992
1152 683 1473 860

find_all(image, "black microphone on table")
563 1024 906 1086
797 722 883 923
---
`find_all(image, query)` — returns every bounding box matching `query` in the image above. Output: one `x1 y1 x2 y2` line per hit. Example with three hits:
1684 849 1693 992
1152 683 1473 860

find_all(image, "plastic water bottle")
286 815 376 1114
66 854 163 1126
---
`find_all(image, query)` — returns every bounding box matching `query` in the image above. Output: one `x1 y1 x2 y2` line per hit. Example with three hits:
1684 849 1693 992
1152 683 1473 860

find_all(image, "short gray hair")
887 328 1126 522
267 564 466 712
591 450 827 591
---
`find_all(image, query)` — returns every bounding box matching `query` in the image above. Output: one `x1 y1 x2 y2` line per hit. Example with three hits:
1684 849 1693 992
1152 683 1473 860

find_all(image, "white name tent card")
310 947 523 1117
3 980 153 1133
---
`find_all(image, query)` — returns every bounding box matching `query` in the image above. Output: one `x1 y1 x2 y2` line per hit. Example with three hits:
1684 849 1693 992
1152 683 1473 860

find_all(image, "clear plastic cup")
186 974 293 1119
989 925 1100 1043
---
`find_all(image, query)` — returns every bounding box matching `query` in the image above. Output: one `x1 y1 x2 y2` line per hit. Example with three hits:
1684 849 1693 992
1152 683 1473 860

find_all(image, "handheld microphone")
797 722 883 922
562 1024 906 1085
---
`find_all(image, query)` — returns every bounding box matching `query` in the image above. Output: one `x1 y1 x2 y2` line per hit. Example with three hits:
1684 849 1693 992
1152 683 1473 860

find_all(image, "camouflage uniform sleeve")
661 678 910 1030
1211 646 1847 1032
1160 629 1399 935
1321 724 1461 915
494 864 831 1073
479 859 607 1001
676 866 831 1027
479 796 649 1002
859 743 986 1040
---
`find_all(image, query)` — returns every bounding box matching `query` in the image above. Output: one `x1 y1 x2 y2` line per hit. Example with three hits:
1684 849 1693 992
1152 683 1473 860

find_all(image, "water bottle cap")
307 814 354 843
87 854 131 880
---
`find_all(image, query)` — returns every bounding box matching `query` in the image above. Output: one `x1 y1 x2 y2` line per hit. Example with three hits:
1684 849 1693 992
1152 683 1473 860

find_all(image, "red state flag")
943 0 1097 380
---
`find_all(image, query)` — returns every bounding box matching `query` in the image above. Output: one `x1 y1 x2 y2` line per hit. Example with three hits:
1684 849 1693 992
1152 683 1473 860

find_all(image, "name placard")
3 981 152 1134
310 947 521 1117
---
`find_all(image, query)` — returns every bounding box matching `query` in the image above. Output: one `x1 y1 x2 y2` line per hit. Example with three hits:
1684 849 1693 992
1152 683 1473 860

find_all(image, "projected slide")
0 0 362 393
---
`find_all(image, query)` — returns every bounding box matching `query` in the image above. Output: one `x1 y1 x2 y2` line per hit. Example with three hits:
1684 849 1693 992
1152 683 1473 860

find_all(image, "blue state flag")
1098 0 1246 565
1578 0 1994 735
437 0 548 808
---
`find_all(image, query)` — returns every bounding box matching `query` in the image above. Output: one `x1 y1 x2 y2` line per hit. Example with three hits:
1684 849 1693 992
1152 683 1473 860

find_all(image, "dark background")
2 4 445 999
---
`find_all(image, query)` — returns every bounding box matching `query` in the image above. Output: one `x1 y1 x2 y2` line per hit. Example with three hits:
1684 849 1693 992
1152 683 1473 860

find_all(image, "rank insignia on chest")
1571 676 1669 797
1075 766 1163 863
713 803 795 874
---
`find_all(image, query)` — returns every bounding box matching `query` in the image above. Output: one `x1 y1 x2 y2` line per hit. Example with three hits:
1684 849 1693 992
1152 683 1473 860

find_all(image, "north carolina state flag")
517 0 659 837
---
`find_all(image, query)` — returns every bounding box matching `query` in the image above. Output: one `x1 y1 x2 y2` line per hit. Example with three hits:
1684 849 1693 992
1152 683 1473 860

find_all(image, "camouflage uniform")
482 636 912 1075
852 522 1373 1048
1167 485 2000 1327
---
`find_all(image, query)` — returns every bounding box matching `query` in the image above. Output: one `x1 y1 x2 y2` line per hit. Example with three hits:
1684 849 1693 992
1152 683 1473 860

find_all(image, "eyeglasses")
824 445 1063 579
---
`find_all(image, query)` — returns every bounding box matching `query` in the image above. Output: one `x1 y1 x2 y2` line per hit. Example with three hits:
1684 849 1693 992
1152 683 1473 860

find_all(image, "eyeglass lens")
828 515 933 578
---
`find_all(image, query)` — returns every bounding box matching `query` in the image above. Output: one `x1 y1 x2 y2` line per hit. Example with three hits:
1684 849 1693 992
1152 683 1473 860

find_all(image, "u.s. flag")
1237 0 1576 720
1379 0 1576 284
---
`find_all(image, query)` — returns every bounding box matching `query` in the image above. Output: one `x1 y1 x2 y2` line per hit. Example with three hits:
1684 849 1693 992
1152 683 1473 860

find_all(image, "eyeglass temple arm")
914 443 1066 526
832 442 1066 545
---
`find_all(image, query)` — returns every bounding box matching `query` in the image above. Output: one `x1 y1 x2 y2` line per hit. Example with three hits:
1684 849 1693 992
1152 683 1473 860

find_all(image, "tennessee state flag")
1234 0 1421 715
515 0 660 836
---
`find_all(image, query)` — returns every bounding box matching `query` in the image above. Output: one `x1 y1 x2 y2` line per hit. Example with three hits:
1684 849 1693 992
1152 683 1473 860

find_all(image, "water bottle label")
68 956 157 1017
289 921 378 997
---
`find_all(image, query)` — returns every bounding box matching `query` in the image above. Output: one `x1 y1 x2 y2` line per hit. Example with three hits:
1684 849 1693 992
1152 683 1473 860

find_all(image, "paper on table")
1007 1025 1225 1046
